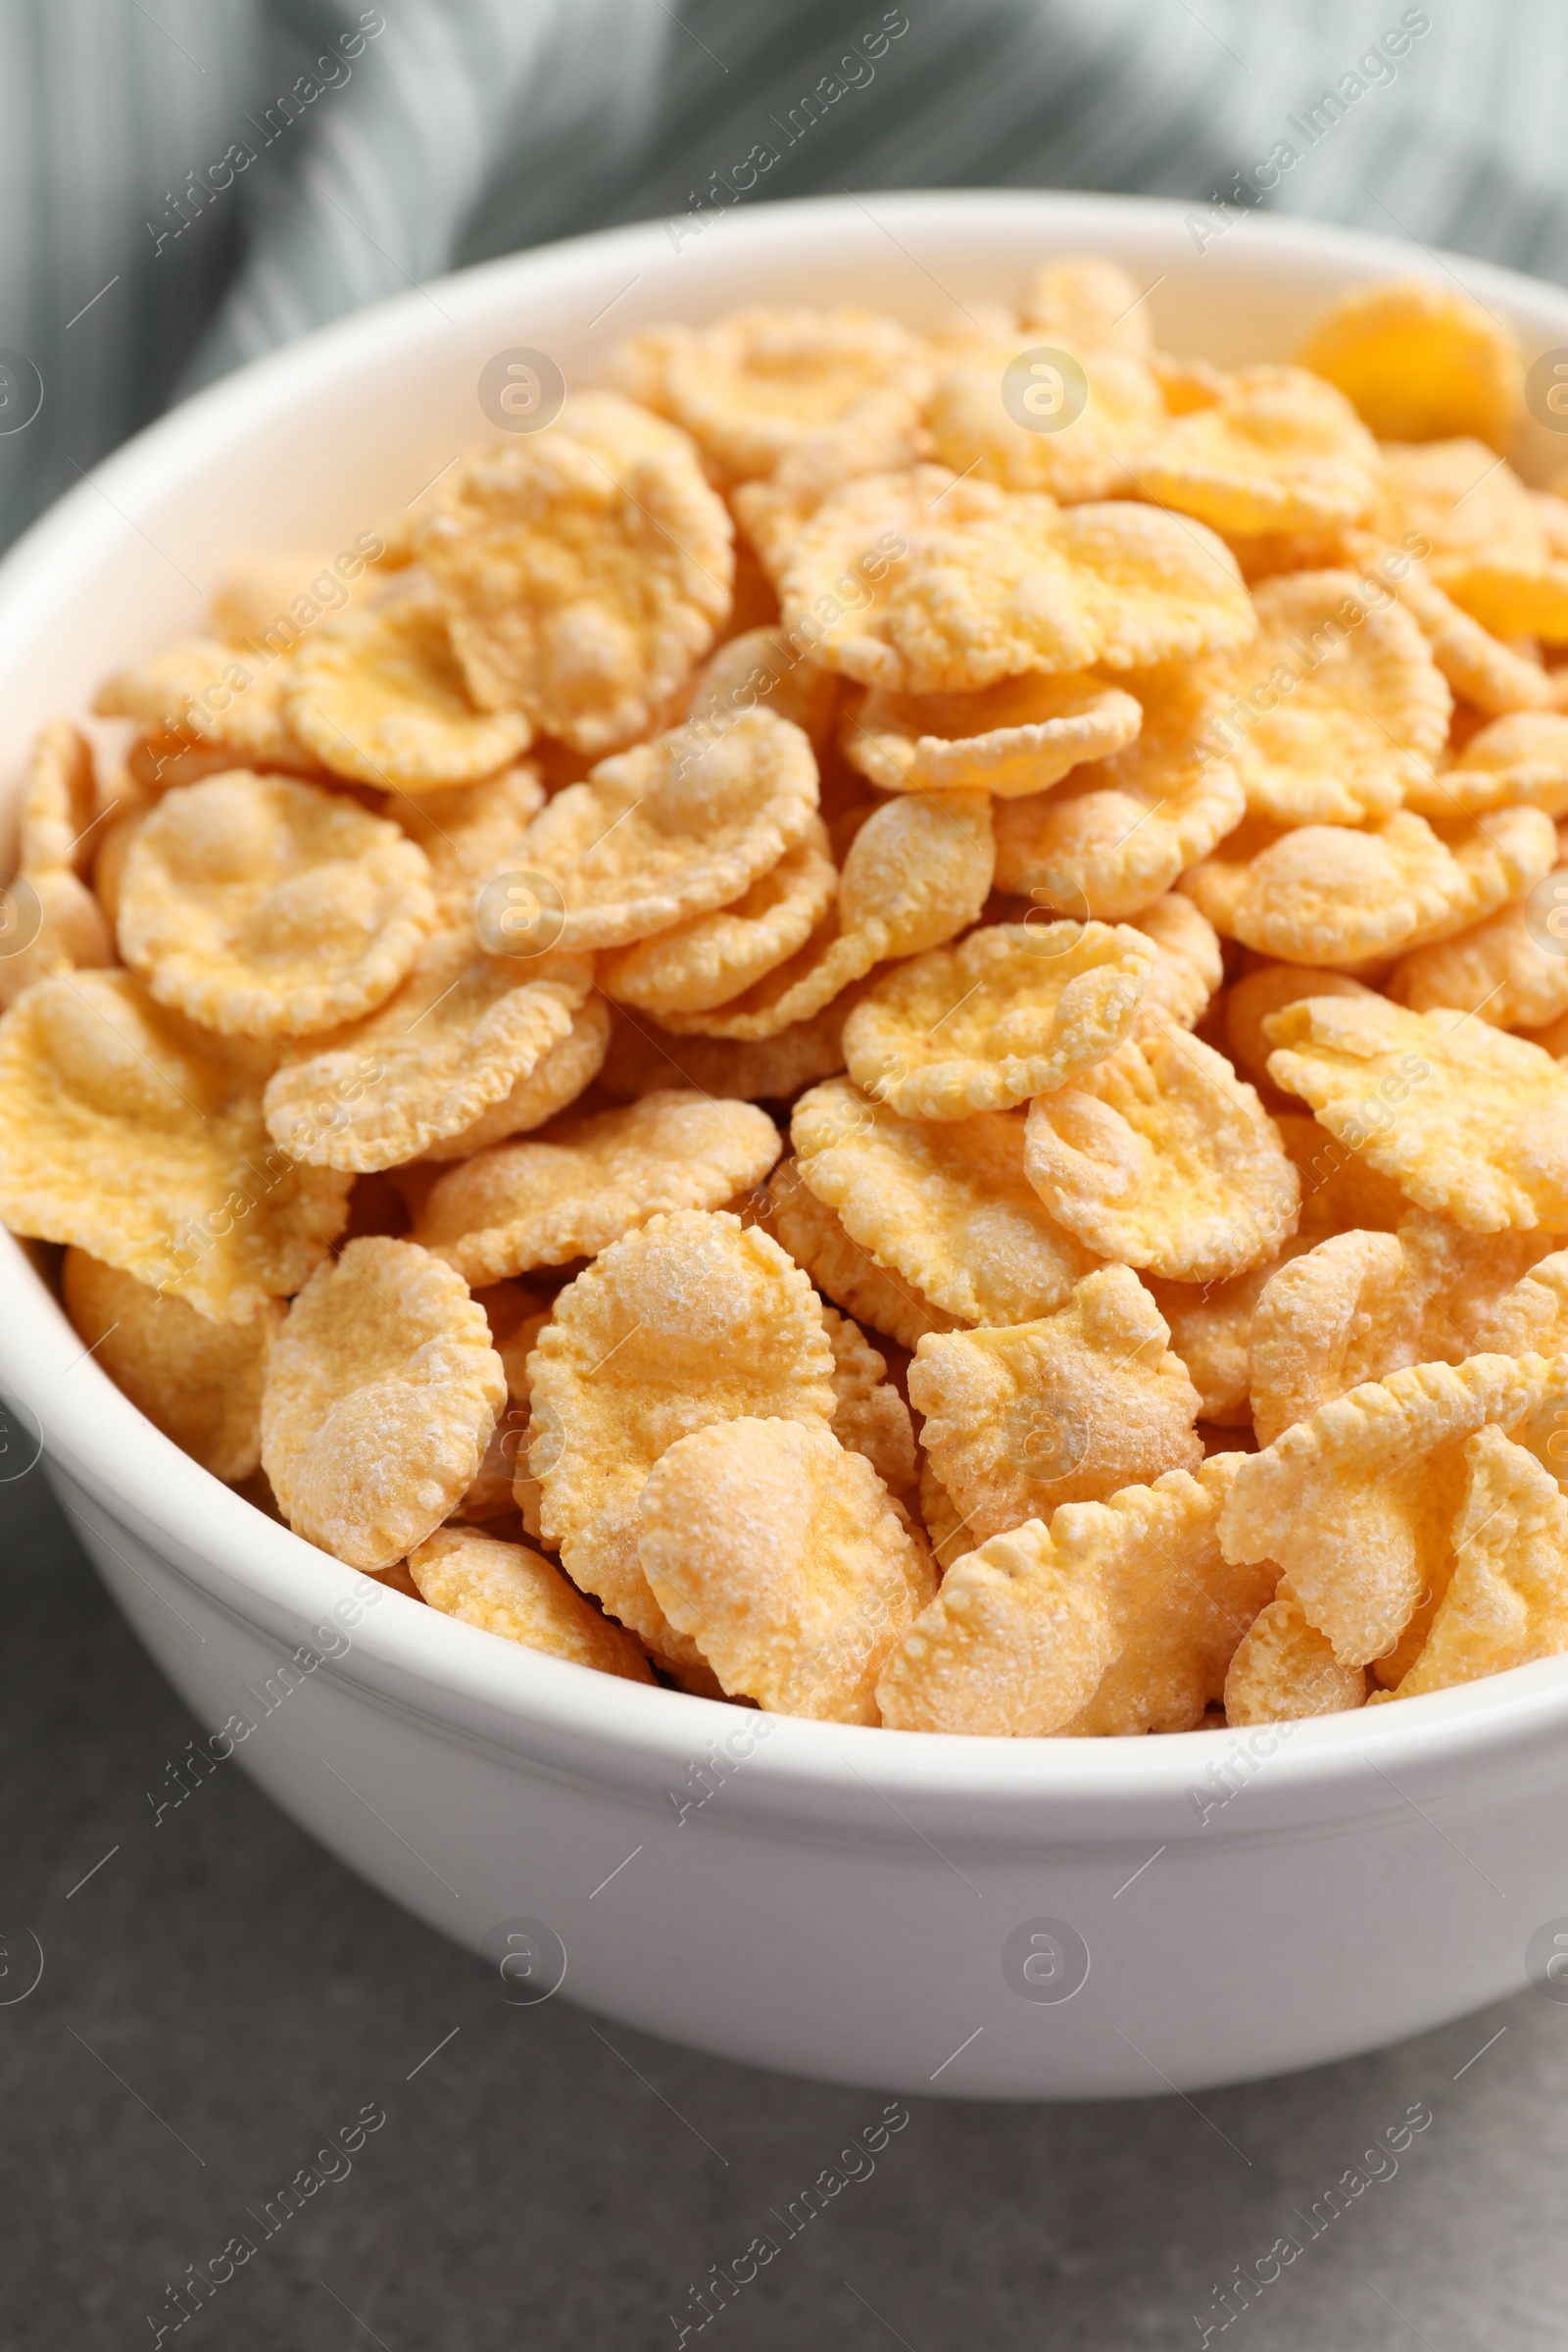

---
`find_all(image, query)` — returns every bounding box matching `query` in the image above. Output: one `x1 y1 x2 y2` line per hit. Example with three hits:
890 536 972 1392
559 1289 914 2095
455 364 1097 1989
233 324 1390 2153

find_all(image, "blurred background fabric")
6 0 1568 552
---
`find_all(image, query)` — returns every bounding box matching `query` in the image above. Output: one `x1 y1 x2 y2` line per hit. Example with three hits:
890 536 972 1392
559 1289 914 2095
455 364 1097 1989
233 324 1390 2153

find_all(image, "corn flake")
1129 892 1223 1037
659 789 994 1041
731 388 930 571
286 588 531 788
1220 1349 1560 1667
415 391 734 753
659 306 932 481
413 1089 781 1284
260 1236 504 1569
778 469 1253 693
1391 851 1568 1030
821 1303 916 1500
879 1454 1270 1736
1390 1426 1568 1696
527 1208 835 1654
1233 569 1450 824
929 339 1164 503
792 1077 1101 1326
598 819 836 1016
407 1526 654 1681
840 670 1143 798
1134 366 1381 534
1249 1216 1558 1446
1223 1578 1369 1722
638 1416 935 1720
94 636 320 770
387 764 546 915
841 918 1152 1120
514 706 817 952
1264 993 1568 1230
1296 278 1522 451
1412 712 1568 818
0 969 348 1320
261 930 594 1172
1021 255 1154 355
1182 806 1556 966
1223 965 1380 1095
683 624 841 750
907 1264 1202 1551
762 1157 958 1353
1353 534 1555 715
420 996 610 1160
63 1246 280 1481
117 770 435 1038
992 655 1248 919
1024 1029 1300 1283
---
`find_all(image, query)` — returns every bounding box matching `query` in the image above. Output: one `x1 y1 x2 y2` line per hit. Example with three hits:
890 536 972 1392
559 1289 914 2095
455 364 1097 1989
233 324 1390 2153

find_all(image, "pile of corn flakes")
8 257 1568 1734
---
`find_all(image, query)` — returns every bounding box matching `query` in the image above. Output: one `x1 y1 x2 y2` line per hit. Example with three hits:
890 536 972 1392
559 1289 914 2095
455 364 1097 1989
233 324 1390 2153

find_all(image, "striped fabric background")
4 0 1568 552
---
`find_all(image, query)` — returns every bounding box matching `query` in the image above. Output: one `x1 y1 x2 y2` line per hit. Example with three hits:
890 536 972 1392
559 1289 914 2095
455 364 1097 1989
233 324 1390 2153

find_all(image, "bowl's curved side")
7 190 1568 2094
61 1458 1566 2099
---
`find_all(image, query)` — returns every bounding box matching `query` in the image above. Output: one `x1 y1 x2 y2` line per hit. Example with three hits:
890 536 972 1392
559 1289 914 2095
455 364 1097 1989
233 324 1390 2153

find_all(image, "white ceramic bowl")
6 190 1568 2100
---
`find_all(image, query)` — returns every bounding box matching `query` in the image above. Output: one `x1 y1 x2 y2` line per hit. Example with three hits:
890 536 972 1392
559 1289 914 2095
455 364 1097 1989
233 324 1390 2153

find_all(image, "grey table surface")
2 1460 1565 2352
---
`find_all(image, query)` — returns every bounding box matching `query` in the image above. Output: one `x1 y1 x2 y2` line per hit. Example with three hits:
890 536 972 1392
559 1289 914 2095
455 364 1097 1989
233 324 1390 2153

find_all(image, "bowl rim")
7 183 1568 1825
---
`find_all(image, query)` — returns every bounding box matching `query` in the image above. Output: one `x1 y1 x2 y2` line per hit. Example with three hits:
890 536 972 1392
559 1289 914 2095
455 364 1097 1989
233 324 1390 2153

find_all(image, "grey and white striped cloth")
6 0 1568 552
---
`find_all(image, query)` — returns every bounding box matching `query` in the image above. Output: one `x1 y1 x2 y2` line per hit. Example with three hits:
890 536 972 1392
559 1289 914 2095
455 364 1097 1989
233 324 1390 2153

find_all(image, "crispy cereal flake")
660 306 932 481
415 391 734 753
407 1527 654 1681
413 1091 781 1284
1232 569 1450 825
638 1417 935 1719
527 1209 835 1653
907 1265 1202 1551
260 1237 505 1568
1296 278 1522 451
0 970 348 1320
778 470 1253 694
993 655 1247 919
286 588 531 787
792 1077 1101 1326
660 788 994 1041
1134 365 1381 534
515 706 818 951
1182 806 1556 967
840 670 1143 798
879 1454 1270 1735
63 1247 280 1481
117 770 435 1037
762 1157 958 1353
821 1304 916 1499
1223 1579 1368 1723
1024 1030 1299 1283
1390 1427 1568 1695
1264 994 1568 1230
843 919 1154 1120
262 932 594 1171
1220 1350 1561 1668
598 820 836 1015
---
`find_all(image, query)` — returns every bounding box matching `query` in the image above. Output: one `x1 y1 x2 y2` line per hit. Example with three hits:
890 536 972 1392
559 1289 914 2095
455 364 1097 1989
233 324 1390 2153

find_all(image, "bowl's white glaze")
4 191 1567 2098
